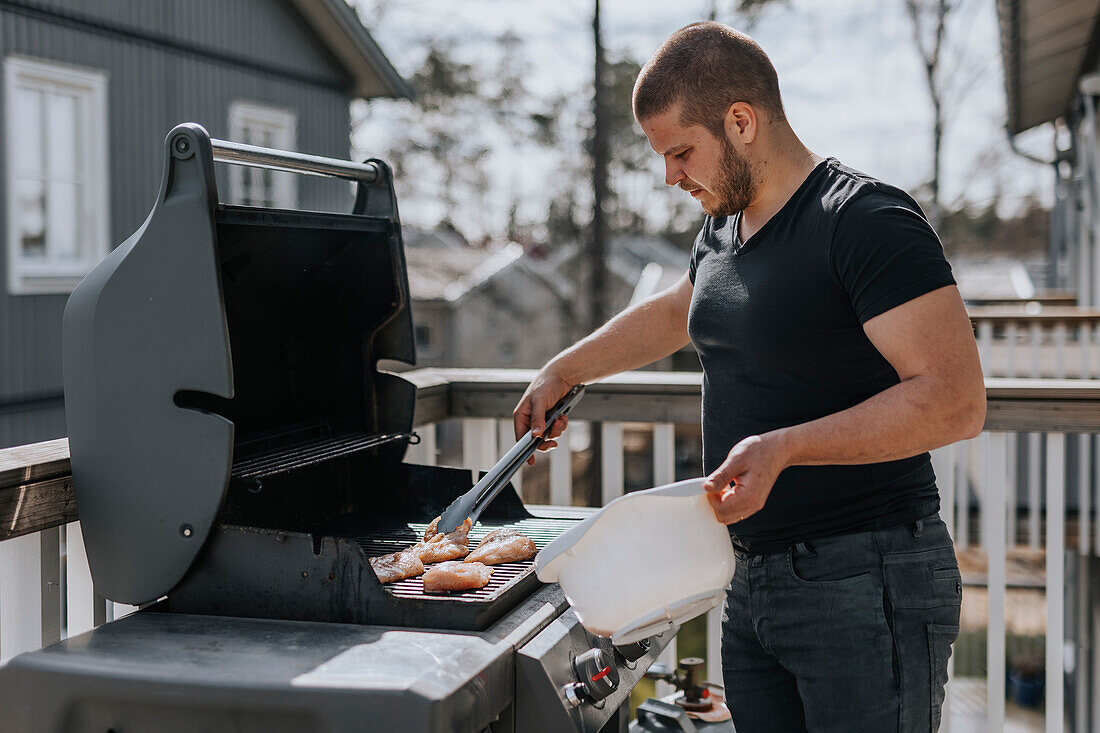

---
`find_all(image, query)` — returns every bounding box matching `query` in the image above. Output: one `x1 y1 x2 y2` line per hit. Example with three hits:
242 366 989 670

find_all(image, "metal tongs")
436 385 586 533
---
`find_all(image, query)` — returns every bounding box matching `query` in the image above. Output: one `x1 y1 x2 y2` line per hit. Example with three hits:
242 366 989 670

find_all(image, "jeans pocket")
928 623 959 731
884 549 962 610
883 549 962 733
786 549 873 587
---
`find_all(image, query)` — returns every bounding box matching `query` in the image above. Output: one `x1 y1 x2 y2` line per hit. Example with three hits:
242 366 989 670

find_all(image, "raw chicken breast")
423 516 472 543
465 528 537 565
409 536 470 563
369 550 425 584
423 561 494 592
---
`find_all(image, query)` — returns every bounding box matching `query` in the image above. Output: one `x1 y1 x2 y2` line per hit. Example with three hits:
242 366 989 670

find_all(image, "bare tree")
902 0 955 228
591 0 610 332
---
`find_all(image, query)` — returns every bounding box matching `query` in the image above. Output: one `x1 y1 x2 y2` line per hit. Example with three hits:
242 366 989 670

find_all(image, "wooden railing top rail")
965 293 1076 307
968 306 1100 323
6 370 1100 542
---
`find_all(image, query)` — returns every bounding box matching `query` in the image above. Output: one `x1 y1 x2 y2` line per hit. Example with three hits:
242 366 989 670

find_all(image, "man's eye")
675 149 690 160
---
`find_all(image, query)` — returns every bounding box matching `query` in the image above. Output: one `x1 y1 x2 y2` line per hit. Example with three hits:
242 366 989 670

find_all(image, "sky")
352 0 1056 240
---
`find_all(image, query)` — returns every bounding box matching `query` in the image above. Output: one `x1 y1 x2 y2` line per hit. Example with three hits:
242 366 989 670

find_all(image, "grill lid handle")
210 138 381 183
436 385 585 533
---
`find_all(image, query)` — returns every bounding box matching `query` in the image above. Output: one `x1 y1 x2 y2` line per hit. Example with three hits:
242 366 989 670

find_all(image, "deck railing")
970 307 1100 380
3 369 1100 731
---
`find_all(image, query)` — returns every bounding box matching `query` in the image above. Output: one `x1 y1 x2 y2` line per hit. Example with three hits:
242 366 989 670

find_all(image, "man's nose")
664 159 684 187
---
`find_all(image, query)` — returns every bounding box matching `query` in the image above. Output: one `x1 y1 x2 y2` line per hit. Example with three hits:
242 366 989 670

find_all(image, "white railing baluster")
1093 607 1100 731
1095 435 1100 558
932 444 956 541
1006 434 1017 546
653 423 675 486
462 418 497 475
978 321 993 377
497 420 522 498
600 422 624 506
64 522 95 638
1094 323 1100 378
1055 322 1068 378
406 423 437 466
1080 323 1091 380
971 438 985 551
1005 321 1018 377
40 527 61 647
1029 433 1042 550
1082 435 1092 556
985 432 1007 733
956 442 969 549
0 532 43 664
1030 321 1043 377
549 429 572 506
1047 433 1066 733
1075 552 1089 733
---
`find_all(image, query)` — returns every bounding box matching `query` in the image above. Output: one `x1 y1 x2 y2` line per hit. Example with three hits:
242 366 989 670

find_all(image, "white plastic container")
535 478 736 645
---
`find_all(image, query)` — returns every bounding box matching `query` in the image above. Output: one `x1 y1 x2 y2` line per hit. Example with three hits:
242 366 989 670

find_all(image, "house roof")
998 0 1100 134
403 228 690 307
951 255 1044 301
403 229 523 302
611 234 689 297
287 0 413 100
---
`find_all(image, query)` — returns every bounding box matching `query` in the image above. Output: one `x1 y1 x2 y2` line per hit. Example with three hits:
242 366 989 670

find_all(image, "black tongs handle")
435 384 585 533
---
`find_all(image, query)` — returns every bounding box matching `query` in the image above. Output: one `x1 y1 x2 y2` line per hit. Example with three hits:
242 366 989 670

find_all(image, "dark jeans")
721 515 962 732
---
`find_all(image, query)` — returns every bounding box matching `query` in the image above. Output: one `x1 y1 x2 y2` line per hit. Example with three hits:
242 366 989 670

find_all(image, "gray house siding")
0 0 358 447
4 0 350 86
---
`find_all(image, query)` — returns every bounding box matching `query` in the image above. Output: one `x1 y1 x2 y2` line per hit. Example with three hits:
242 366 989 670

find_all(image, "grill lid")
63 123 415 604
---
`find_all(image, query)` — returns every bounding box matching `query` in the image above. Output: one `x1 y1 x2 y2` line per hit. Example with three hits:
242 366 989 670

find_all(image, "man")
514 21 984 733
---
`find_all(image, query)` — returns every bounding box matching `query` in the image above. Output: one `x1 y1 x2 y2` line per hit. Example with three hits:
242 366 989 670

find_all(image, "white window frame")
228 101 297 210
5 56 109 295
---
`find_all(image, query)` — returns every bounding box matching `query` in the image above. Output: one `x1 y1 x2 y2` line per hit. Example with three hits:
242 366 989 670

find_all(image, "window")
415 323 441 359
228 101 297 209
5 57 108 295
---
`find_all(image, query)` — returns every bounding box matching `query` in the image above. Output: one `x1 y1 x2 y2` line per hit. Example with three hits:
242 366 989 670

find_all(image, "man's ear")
724 102 757 145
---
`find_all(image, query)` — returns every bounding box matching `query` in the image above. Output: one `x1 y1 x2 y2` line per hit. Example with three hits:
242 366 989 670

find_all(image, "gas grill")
0 124 674 733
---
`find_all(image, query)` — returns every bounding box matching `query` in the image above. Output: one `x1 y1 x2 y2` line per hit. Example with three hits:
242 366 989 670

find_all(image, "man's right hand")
514 369 573 465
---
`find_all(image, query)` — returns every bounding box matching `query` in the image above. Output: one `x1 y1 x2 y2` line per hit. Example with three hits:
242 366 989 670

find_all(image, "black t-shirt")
687 157 955 553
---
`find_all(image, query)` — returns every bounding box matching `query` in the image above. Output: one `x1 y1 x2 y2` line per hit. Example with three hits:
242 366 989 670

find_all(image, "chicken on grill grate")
423 561 493 593
466 528 537 565
369 549 425 584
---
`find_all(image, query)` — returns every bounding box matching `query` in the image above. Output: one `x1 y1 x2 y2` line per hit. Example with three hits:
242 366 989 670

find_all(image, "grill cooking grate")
352 516 578 602
231 431 414 481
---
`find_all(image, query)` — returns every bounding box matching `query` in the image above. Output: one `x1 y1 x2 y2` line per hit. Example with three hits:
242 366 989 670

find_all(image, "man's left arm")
705 283 986 524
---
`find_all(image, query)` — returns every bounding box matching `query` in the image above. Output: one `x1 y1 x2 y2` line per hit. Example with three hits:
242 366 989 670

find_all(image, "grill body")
0 126 677 733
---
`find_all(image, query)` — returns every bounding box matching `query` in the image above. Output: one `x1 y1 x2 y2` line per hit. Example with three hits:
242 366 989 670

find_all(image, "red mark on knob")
591 666 611 682
702 688 710 698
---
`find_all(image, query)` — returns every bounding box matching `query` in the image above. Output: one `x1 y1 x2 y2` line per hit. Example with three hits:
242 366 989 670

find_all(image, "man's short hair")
633 22 785 138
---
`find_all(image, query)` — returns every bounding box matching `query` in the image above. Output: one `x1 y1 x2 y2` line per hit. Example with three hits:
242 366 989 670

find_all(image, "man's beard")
705 137 756 218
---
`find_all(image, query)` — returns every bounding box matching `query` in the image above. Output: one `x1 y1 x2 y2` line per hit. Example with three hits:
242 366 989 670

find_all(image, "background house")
0 0 410 448
1000 0 1100 302
403 226 699 372
1000 2 1100 730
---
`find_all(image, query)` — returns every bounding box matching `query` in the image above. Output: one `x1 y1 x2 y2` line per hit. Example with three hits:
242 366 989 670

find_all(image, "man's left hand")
703 433 789 524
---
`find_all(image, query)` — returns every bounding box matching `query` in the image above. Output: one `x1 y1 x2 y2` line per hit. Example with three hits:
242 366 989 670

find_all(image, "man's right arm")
513 272 694 452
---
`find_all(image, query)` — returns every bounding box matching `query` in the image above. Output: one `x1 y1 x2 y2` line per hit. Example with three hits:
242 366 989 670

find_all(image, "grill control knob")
571 648 619 703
